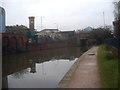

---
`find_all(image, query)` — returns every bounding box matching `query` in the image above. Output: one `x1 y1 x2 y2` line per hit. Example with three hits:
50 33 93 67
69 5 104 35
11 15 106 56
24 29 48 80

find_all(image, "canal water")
2 47 88 88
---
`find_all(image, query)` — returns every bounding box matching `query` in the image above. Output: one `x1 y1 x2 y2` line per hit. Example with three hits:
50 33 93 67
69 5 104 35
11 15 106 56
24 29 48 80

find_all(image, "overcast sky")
0 0 118 31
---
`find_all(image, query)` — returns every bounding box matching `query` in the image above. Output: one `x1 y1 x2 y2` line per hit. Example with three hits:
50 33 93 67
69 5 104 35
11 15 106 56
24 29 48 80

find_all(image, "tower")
29 16 35 30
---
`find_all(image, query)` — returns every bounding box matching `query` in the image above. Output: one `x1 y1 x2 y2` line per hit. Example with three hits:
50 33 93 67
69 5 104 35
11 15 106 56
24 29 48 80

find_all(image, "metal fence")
104 38 120 49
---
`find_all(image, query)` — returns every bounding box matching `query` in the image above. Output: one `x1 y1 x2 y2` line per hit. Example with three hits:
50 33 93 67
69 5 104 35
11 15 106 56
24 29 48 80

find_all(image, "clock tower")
29 16 35 30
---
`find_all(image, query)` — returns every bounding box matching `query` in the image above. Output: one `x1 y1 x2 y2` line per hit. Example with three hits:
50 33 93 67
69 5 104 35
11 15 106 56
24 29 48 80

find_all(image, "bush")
105 45 119 60
89 26 113 45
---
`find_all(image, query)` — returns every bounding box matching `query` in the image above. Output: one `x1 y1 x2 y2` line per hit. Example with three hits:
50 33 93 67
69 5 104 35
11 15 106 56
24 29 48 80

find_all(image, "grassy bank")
97 45 119 88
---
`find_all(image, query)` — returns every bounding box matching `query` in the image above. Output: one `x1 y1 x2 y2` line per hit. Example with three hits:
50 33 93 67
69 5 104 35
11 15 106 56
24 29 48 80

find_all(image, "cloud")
2 0 114 30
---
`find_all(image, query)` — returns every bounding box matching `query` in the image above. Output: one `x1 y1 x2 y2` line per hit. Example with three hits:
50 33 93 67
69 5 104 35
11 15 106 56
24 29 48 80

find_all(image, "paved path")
58 46 101 88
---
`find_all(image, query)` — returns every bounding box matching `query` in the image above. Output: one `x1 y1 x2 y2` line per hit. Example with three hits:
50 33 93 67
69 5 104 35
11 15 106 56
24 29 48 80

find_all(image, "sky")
0 0 118 31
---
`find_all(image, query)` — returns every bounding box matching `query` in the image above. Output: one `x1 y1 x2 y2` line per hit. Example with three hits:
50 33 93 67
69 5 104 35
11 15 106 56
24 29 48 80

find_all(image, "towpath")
58 46 101 88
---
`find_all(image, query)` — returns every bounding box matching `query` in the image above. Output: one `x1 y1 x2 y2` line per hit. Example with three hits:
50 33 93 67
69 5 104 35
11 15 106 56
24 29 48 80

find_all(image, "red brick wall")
2 33 28 52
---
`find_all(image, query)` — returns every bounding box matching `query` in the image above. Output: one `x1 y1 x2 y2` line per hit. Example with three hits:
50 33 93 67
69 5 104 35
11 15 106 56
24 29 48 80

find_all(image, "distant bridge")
75 31 89 46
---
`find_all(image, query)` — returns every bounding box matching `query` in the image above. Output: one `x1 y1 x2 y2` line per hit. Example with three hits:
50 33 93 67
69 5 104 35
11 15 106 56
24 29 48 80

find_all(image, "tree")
113 1 120 20
113 1 120 38
89 26 113 45
6 25 29 35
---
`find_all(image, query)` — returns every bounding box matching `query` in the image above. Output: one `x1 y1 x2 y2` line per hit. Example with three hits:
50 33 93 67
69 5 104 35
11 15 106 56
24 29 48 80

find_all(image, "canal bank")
57 46 101 88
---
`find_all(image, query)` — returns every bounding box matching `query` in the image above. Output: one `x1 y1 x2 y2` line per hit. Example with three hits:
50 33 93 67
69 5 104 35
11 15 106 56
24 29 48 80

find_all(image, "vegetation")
97 45 119 88
113 1 120 21
89 26 113 45
6 25 29 35
113 1 120 38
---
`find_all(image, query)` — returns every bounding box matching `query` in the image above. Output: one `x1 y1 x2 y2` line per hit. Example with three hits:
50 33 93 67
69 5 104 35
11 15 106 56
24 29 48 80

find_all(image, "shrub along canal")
2 47 88 88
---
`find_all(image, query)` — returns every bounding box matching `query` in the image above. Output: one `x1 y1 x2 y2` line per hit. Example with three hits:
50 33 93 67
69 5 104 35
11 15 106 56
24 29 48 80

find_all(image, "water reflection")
2 47 88 88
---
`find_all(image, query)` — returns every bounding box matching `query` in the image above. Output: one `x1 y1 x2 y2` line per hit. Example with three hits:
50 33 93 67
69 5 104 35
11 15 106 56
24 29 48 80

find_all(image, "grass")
97 45 119 88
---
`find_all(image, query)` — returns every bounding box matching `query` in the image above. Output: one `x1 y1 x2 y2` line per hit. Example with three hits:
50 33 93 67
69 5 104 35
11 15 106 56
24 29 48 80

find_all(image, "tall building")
29 16 35 30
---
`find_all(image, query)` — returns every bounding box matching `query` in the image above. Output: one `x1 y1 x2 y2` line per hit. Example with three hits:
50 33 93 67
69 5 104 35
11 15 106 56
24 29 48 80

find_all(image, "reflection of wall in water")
27 47 87 62
2 47 88 77
2 55 30 77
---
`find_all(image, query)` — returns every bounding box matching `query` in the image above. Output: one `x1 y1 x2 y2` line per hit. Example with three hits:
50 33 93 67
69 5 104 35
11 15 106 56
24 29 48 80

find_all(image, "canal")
2 47 88 88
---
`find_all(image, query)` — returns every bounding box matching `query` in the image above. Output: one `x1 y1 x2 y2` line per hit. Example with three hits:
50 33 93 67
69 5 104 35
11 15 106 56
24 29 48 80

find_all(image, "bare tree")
113 1 120 20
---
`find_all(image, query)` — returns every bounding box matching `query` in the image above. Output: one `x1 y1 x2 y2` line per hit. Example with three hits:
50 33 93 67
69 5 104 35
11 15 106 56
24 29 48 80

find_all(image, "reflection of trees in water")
11 69 29 78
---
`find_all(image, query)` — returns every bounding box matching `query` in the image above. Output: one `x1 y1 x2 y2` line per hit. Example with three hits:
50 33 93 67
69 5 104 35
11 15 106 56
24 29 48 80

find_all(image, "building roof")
83 26 93 31
59 31 75 33
75 30 90 34
40 29 59 33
